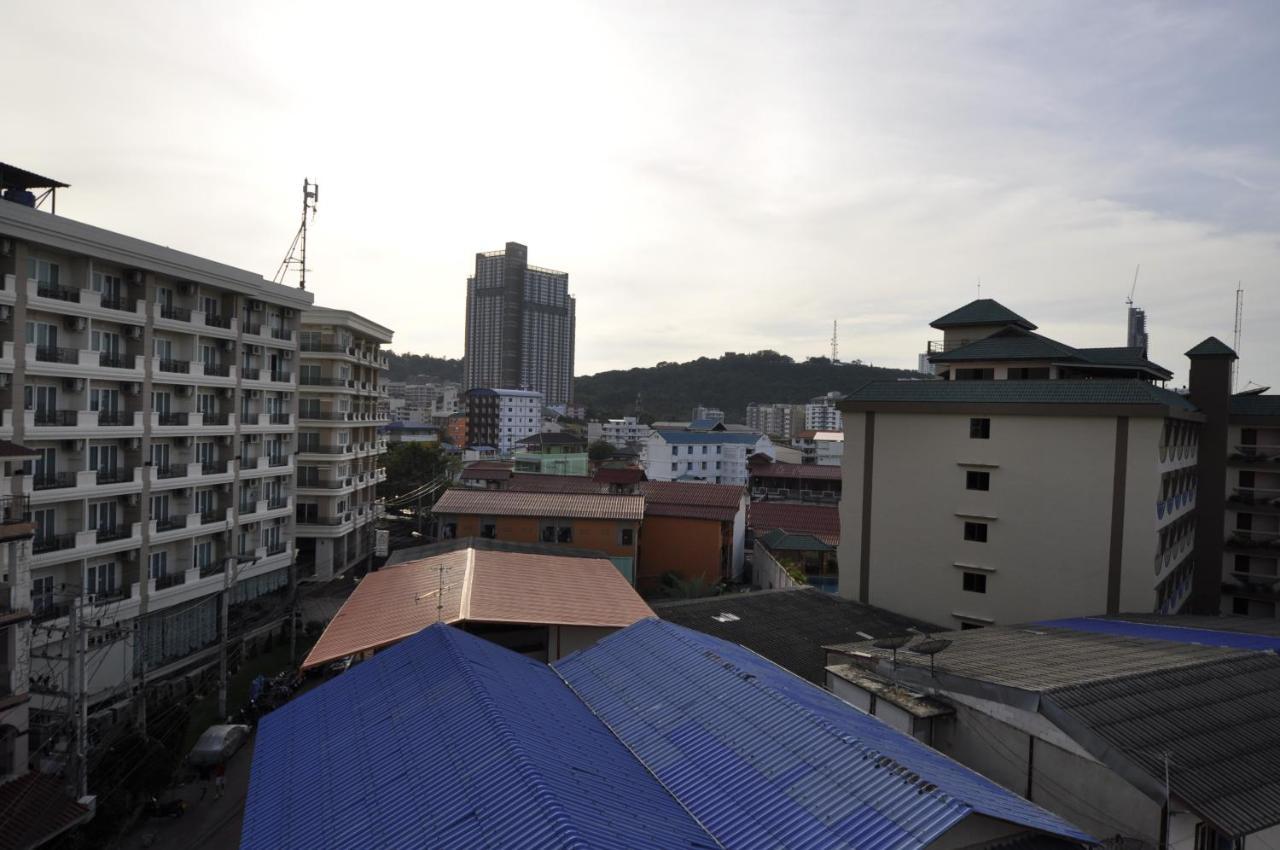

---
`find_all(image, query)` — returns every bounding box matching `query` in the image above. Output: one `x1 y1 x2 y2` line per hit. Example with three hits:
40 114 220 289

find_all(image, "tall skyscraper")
463 242 576 405
1127 305 1149 356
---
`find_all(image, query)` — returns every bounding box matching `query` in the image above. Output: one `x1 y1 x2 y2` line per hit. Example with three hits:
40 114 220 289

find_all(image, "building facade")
296 308 391 581
642 427 774 486
587 416 649 448
462 242 575 406
1221 391 1280 619
745 402 806 441
0 190 312 734
690 404 724 426
805 392 845 432
464 388 542 454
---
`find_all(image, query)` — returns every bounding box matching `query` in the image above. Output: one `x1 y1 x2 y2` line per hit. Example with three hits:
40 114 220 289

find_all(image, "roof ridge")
438 627 592 849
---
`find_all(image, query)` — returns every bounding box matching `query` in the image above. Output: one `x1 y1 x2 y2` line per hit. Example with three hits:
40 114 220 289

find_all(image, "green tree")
380 442 449 498
588 440 616 462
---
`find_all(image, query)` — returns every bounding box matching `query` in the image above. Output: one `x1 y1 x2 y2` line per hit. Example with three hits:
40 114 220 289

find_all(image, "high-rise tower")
462 242 575 405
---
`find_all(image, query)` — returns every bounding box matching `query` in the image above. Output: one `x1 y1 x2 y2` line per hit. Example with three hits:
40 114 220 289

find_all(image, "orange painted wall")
437 514 638 559
636 515 725 594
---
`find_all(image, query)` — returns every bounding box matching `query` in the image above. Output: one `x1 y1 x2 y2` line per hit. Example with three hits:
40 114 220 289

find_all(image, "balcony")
298 478 344 489
0 496 31 527
298 411 350 421
242 323 262 336
95 524 131 543
155 515 187 532
155 572 186 590
96 467 134 485
242 367 261 380
299 376 351 387
204 312 232 329
203 362 231 377
240 502 260 516
269 413 291 425
100 295 137 313
33 410 78 427
300 342 347 353
159 358 190 374
267 496 288 510
97 352 135 370
270 328 292 342
298 445 351 455
240 410 259 425
97 410 138 427
159 305 191 322
156 464 188 480
158 412 189 427
204 412 230 426
33 472 76 491
199 560 226 578
33 533 77 555
200 509 224 525
266 541 287 556
37 283 79 303
35 346 79 364
1230 487 1280 510
297 515 346 526
269 371 292 383
267 455 289 468
1229 445 1280 465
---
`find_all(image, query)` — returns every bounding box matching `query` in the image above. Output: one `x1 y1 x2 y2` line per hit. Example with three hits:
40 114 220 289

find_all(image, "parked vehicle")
326 655 354 676
188 724 250 766
144 795 187 818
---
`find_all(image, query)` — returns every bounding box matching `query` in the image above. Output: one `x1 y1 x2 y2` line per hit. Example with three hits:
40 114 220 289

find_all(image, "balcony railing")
33 472 76 491
243 323 262 336
155 572 185 590
240 502 259 516
267 496 288 509
201 461 223 475
156 464 187 480
159 359 190 374
266 541 287 556
159 305 191 322
269 371 292 383
204 412 230 426
1231 445 1280 461
156 516 186 532
242 367 261 380
200 509 223 524
299 376 351 387
267 455 289 468
33 410 78 427
33 533 77 554
300 342 347 353
297 515 345 526
199 561 225 578
268 413 291 425
270 328 292 341
298 479 343 489
98 352 134 369
95 467 133 485
37 283 79 302
95 524 131 543
100 296 136 313
158 412 189 427
33 599 72 621
235 552 256 565
203 362 231 377
97 410 133 426
1231 487 1280 506
297 445 350 454
204 313 232 329
240 411 259 424
298 411 349 420
35 346 79 364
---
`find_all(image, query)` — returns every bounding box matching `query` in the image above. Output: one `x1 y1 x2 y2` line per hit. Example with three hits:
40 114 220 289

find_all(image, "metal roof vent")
712 612 740 623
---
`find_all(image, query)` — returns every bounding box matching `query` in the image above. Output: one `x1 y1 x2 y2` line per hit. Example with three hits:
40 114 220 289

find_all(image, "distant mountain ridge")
572 351 919 422
386 351 463 384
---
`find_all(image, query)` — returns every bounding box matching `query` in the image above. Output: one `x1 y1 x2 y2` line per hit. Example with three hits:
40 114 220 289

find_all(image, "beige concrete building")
838 299 1202 628
1224 392 1280 619
0 172 312 735
296 308 391 580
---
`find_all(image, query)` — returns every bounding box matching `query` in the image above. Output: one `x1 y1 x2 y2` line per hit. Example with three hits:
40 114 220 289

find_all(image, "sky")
8 1 1279 387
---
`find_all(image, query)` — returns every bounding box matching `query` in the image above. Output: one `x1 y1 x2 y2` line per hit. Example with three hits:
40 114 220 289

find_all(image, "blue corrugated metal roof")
556 619 1094 850
1037 617 1280 653
242 623 718 850
655 429 764 445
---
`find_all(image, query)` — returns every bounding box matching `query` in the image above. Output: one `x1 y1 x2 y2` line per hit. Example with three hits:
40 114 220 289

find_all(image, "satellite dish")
872 634 912 669
908 637 953 676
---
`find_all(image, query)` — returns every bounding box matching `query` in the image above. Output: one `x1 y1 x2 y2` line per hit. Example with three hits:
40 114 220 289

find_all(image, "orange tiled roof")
748 502 841 546
433 488 645 521
301 548 653 669
636 481 744 522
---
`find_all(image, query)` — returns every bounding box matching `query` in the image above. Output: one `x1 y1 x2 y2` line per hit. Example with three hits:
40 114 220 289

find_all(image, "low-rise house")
748 458 842 502
246 618 1093 850
380 420 440 444
643 423 773 485
430 488 643 583
825 615 1280 849
633 481 746 594
300 543 653 669
464 387 543 454
511 432 588 476
749 501 841 590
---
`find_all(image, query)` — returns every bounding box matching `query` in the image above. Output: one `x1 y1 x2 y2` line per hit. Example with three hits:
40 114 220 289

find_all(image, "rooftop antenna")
1233 283 1244 392
872 634 911 670
830 320 839 364
273 178 319 289
414 560 455 623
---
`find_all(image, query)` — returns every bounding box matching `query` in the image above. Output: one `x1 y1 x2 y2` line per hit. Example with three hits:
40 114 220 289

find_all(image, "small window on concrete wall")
962 572 987 593
969 418 990 439
620 527 634 546
966 471 990 491
964 521 988 542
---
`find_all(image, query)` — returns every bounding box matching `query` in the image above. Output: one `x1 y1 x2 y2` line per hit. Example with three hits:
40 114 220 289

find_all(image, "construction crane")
1126 265 1140 307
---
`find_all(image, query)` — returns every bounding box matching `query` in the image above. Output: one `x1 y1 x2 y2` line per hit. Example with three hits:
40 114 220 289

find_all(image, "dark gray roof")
651 587 937 683
1047 654 1280 837
1231 394 1280 419
843 379 1198 412
930 299 1037 330
930 328 1172 378
1185 336 1238 358
1075 346 1173 377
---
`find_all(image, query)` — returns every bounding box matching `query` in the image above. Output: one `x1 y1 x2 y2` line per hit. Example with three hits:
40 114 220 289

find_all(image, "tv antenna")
1233 283 1244 392
273 178 319 289
830 320 839 364
415 560 456 623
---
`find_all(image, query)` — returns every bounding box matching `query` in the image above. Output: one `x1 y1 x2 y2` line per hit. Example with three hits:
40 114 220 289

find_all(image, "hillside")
573 351 920 422
386 351 463 384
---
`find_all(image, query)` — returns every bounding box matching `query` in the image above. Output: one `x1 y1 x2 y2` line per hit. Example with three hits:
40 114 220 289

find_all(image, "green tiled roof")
930 299 1037 330
759 528 834 552
931 329 1173 378
844 379 1198 411
1230 394 1280 418
1185 337 1237 358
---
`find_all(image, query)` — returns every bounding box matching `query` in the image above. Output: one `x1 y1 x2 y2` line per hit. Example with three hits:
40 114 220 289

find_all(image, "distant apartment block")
296 308 391 581
643 422 773 486
792 430 844 466
587 416 649 448
465 388 542 454
745 402 806 440
805 392 844 431
690 404 724 426
0 181 312 734
462 242 575 406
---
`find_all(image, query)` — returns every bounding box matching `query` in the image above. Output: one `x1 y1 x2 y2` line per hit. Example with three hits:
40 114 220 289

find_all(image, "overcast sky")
9 1 1278 387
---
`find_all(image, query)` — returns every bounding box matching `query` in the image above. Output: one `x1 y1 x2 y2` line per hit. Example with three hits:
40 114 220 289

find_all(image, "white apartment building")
465 388 543 454
296 308 391 581
0 180 312 732
643 426 774 486
805 392 844 432
587 416 649 448
0 442 36 784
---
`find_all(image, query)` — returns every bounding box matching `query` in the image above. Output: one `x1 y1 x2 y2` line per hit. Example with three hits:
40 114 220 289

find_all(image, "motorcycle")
144 796 187 818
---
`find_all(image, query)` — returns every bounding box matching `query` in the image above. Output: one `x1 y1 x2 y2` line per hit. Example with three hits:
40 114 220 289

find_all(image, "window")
671 462 678 472
33 508 55 541
93 270 122 298
88 500 117 531
687 445 694 455
955 368 994 381
26 257 59 285
964 521 988 542
480 521 497 540
962 572 987 593
86 563 117 596
1235 555 1250 575
89 444 118 473
150 494 170 522
194 541 214 569
153 336 173 360
91 330 121 355
25 320 58 349
1233 597 1249 615
151 391 172 415
31 576 54 613
540 522 573 544
620 528 634 546
1007 367 1050 380
969 418 990 439
90 387 120 414
966 470 990 491
148 551 168 580
702 445 708 454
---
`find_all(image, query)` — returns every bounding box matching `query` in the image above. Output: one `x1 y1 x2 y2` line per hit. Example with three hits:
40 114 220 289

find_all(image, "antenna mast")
1233 283 1244 392
273 178 320 289
830 320 838 364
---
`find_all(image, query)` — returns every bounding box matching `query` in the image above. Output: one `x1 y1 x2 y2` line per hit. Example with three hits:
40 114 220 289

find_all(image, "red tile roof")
460 461 514 482
637 481 744 522
506 473 608 494
749 502 841 546
0 772 92 850
750 462 842 481
302 548 653 669
593 467 647 485
433 488 646 521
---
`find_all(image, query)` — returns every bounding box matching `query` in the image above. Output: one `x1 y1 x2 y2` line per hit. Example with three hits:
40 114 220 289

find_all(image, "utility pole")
69 595 86 800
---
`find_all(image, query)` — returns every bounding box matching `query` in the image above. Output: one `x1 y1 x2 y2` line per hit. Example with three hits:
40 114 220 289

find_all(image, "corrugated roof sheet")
593 466 647 485
1231 394 1280 418
843 379 1198 412
652 588 933 683
0 772 92 850
749 502 841 545
432 488 645 520
759 528 833 552
749 462 842 481
245 624 718 850
636 481 744 521
1038 616 1280 652
654 429 765 445
505 473 609 494
301 548 653 669
930 299 1037 330
556 619 1093 848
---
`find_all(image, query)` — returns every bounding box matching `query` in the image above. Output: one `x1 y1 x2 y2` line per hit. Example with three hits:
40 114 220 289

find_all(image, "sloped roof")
1231 394 1280 418
556 619 1093 847
654 428 764 445
650 587 933 684
246 625 714 850
432 488 645 521
515 432 587 447
843 379 1198 413
636 480 744 522
930 299 1037 330
592 466 646 485
0 440 37 460
759 528 833 552
504 473 607 494
301 548 653 669
1186 336 1238 358
459 461 513 482
930 328 1173 378
0 772 92 850
749 502 841 545
749 461 842 481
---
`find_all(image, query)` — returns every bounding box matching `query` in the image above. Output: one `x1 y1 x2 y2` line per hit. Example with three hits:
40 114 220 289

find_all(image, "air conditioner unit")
64 316 87 332
126 493 140 507
282 350 293 360
176 385 193 397
249 300 264 312
126 326 142 339
126 382 142 395
127 270 144 285
220 339 234 351
0 305 10 322
178 282 195 295
128 438 141 450
246 344 261 355
0 374 9 389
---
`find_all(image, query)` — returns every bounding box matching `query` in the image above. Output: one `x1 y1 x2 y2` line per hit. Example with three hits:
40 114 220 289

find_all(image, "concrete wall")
550 624 618 660
753 542 805 591
840 410 1164 627
636 515 723 595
